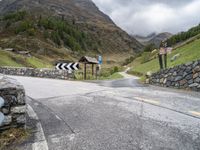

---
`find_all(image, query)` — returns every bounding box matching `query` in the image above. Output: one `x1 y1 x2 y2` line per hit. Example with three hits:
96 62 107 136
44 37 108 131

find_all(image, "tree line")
166 24 200 46
1 11 98 52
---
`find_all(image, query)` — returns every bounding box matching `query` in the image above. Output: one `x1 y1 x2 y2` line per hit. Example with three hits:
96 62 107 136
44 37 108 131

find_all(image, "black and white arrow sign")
56 62 79 71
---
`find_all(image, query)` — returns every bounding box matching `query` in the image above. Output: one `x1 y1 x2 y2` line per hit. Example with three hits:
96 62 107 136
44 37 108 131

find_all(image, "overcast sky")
92 0 200 36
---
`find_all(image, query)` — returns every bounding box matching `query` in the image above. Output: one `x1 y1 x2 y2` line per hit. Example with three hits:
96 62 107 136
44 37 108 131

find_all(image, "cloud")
92 0 200 36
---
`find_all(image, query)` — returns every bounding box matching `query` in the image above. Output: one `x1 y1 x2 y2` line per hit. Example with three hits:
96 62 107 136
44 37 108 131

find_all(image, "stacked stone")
0 76 26 131
150 60 200 91
0 67 74 80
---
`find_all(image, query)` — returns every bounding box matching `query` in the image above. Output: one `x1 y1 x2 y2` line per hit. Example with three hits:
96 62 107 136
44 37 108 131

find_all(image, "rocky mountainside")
149 32 172 47
0 0 142 63
134 32 172 47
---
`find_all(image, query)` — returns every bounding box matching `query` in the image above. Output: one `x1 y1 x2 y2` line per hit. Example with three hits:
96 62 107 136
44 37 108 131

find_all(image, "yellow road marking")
189 111 200 117
134 97 160 105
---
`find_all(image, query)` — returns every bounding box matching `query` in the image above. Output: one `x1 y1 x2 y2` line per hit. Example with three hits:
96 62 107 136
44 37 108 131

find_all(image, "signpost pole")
158 54 163 70
164 53 167 69
84 63 87 80
92 64 94 76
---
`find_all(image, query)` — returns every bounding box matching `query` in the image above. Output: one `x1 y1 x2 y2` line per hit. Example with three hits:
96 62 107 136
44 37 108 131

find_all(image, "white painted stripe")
27 105 49 150
134 97 160 105
189 111 200 117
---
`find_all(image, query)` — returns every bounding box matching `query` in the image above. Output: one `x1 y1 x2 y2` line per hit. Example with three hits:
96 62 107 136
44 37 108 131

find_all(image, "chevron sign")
56 62 79 71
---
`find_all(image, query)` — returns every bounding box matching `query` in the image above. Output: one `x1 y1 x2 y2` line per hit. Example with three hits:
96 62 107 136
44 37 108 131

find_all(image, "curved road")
10 73 200 150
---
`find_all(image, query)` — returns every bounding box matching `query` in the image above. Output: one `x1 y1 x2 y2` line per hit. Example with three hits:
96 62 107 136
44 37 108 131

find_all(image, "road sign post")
158 41 170 70
164 53 167 69
98 56 102 65
158 54 163 70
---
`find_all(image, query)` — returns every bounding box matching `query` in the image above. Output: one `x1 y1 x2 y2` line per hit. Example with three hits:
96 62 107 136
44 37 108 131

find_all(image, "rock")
2 115 12 125
186 66 192 73
160 78 164 83
185 74 192 80
1 107 10 115
188 79 194 85
17 91 26 105
193 61 199 68
194 77 200 83
175 83 180 88
175 76 182 81
183 72 188 77
189 83 199 88
193 73 199 79
16 115 26 124
173 72 177 76
0 76 26 131
11 106 27 114
166 81 171 87
146 71 152 77
193 66 200 73
180 79 187 86
163 78 167 84
0 112 5 126
145 79 150 84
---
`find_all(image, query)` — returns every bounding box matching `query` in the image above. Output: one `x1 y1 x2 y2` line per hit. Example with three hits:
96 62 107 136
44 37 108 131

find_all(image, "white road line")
134 97 160 105
189 111 200 117
27 105 49 150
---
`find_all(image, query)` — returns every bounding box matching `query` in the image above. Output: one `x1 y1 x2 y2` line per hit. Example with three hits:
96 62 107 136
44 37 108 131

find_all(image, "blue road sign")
98 56 102 65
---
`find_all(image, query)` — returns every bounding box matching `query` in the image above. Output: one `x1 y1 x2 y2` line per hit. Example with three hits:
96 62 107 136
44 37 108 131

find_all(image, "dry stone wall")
149 60 200 91
0 67 74 80
0 76 26 131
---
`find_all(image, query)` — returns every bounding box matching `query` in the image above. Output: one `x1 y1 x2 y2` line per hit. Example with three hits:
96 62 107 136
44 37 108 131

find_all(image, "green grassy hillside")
129 38 200 75
0 50 52 68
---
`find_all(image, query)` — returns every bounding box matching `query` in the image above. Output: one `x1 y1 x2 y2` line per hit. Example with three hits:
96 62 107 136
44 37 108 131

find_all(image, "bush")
3 11 27 22
51 31 61 46
27 28 35 36
144 43 157 52
15 20 33 34
122 56 135 66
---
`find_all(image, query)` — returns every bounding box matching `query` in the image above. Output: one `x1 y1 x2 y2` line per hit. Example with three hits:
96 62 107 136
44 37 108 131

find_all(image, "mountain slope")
0 0 142 59
149 32 172 47
166 24 200 46
134 32 172 47
129 37 200 75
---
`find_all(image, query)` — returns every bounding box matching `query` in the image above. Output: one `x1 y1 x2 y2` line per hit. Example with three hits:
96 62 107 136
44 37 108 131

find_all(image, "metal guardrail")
0 96 5 126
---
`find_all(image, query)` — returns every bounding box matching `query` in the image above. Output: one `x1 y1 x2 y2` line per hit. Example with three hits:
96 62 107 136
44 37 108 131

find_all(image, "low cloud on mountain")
92 0 200 36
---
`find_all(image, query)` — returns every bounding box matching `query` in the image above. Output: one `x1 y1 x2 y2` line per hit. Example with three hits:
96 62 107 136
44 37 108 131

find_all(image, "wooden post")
96 65 98 80
164 53 167 69
84 63 87 80
92 64 94 76
158 54 163 70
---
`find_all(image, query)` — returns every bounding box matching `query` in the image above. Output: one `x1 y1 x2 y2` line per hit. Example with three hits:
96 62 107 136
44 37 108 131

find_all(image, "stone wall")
0 67 74 80
0 75 26 131
149 60 200 91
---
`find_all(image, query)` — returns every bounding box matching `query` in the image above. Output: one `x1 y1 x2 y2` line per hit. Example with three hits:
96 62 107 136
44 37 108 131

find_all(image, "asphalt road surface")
10 73 200 150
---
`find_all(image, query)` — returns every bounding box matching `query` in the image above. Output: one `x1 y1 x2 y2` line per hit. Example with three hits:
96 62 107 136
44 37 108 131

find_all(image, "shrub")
27 28 35 36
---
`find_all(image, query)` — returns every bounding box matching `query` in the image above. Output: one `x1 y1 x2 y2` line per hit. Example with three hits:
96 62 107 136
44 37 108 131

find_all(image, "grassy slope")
129 38 200 75
0 50 52 68
99 72 123 80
